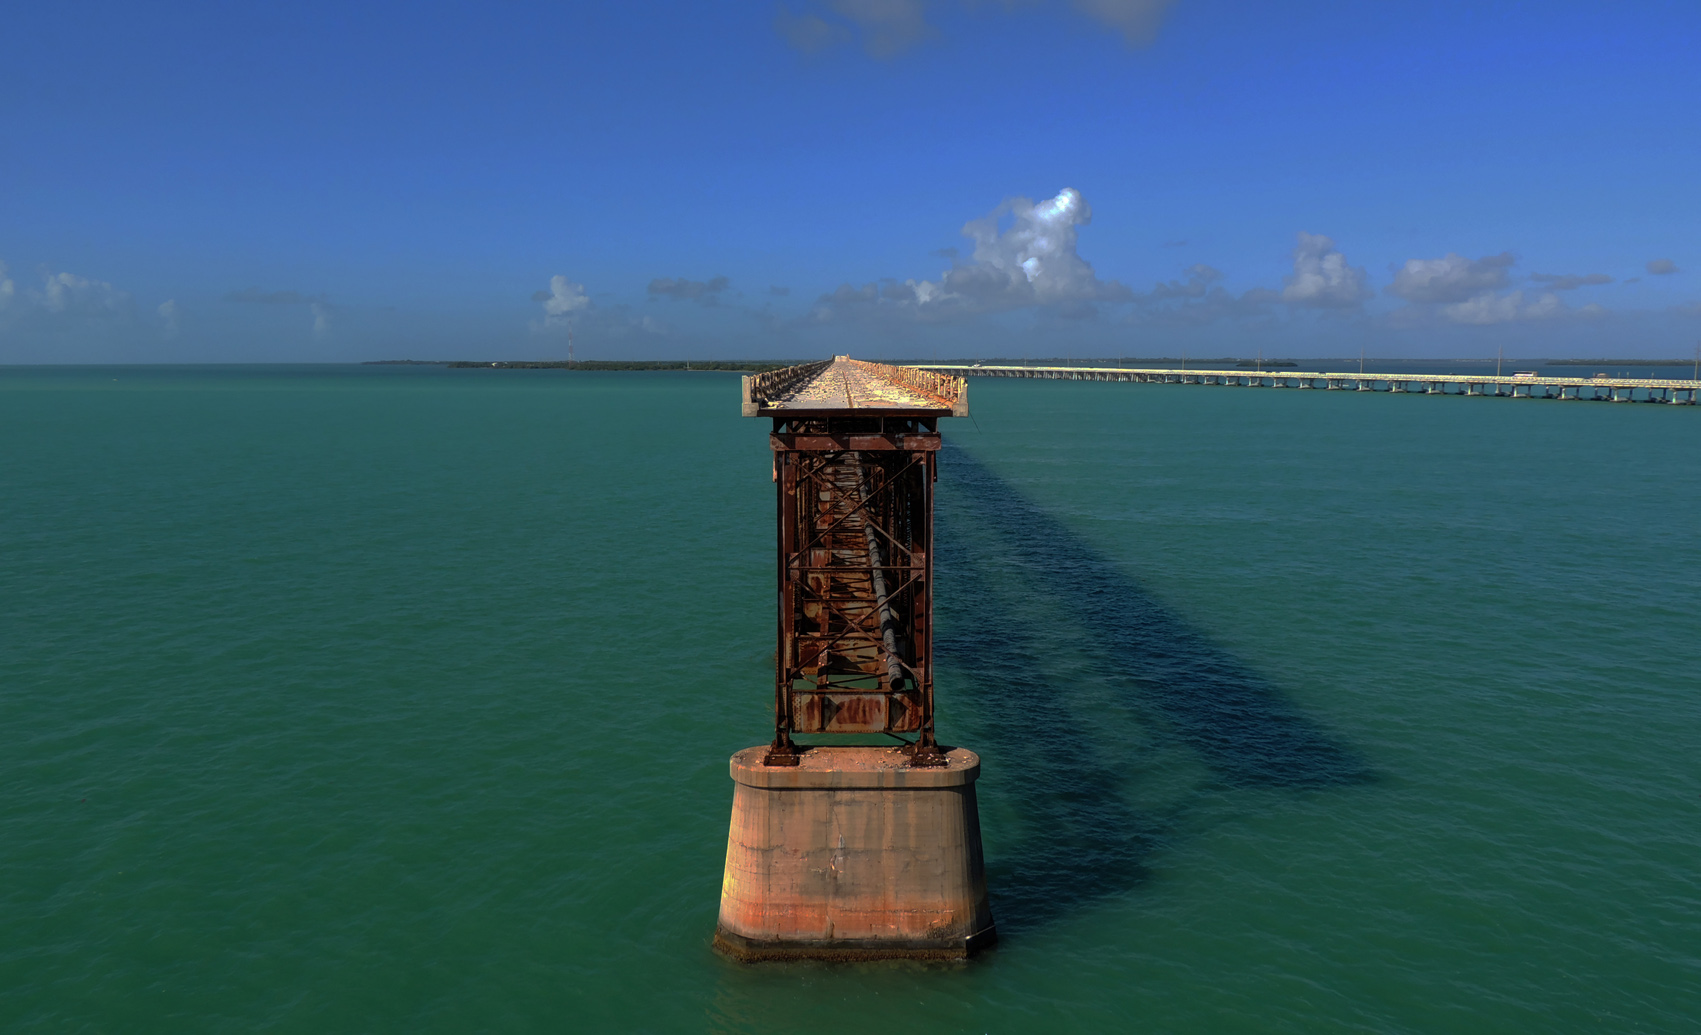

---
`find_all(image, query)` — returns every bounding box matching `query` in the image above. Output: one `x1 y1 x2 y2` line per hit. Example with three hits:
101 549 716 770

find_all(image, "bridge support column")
716 746 994 961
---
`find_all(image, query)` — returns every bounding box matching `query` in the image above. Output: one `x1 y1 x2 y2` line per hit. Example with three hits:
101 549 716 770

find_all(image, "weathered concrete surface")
714 746 995 961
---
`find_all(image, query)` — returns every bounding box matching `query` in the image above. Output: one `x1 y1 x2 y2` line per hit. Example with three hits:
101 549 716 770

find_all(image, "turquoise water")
4 366 1697 1032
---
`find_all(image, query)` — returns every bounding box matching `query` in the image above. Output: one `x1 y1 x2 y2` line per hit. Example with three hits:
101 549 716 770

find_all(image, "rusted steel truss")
765 414 946 767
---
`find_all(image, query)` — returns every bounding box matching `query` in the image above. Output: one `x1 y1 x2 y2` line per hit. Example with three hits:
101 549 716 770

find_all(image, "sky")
2 0 1698 363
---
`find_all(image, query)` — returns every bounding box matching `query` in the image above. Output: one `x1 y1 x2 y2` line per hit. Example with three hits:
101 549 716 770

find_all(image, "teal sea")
4 365 1698 1033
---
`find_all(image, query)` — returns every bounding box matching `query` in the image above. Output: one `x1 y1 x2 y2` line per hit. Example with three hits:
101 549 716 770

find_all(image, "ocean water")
3 365 1697 1033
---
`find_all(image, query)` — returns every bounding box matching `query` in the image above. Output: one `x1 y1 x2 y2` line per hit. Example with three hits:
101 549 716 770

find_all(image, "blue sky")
2 0 1697 362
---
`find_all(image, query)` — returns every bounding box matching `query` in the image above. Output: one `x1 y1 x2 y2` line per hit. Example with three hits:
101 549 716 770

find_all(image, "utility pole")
1359 347 1365 375
1496 345 1503 378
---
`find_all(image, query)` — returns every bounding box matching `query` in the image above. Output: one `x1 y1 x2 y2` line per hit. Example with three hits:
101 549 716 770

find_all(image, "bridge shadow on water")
935 447 1372 935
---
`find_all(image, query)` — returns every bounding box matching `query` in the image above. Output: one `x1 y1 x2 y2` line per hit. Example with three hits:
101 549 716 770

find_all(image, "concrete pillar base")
714 745 995 961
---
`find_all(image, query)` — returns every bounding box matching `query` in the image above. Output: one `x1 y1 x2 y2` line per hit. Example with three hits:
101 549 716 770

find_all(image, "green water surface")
3 366 1697 1032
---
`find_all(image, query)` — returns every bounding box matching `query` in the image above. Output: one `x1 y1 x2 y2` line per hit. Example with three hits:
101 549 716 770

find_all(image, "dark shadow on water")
935 446 1372 934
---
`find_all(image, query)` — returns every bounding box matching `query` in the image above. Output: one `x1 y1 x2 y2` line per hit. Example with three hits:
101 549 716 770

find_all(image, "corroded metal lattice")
741 357 968 767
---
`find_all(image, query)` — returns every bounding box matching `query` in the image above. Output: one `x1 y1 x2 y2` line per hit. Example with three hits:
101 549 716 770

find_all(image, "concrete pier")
714 746 995 961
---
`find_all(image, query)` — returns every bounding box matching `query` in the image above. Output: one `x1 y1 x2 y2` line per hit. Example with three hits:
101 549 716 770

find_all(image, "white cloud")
1282 232 1371 309
38 270 130 316
526 275 662 343
538 275 590 327
158 299 180 338
1440 290 1602 325
310 301 330 337
956 187 1122 303
1388 251 1514 303
0 261 13 310
813 187 1130 323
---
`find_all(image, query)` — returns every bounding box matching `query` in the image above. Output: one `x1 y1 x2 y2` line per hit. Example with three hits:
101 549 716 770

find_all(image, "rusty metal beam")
747 357 964 768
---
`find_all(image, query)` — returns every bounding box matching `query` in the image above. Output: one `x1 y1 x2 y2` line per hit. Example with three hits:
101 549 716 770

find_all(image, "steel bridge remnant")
746 357 968 767
715 356 994 962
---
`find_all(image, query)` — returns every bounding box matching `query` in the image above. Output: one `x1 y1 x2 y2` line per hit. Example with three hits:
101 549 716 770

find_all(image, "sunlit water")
3 365 1697 1032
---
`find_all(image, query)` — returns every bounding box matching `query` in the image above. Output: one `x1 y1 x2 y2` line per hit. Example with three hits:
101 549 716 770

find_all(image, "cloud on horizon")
531 274 664 341
809 187 1131 324
535 275 591 327
1439 290 1604 325
1282 232 1371 309
158 299 181 338
39 271 131 317
1387 251 1513 303
1384 250 1607 325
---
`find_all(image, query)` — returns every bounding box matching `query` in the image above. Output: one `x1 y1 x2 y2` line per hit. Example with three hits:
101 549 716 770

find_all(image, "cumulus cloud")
1385 250 1609 324
536 275 590 327
1387 251 1513 303
1647 258 1679 275
527 275 662 342
1440 290 1602 325
1282 232 1371 309
38 271 131 317
158 299 180 338
1530 272 1613 291
648 275 730 303
811 187 1130 323
310 301 330 337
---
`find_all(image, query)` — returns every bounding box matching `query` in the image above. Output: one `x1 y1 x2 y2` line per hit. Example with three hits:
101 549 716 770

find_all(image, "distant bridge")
916 365 1700 404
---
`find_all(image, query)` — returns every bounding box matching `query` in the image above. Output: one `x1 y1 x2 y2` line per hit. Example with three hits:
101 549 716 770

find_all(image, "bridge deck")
744 356 968 417
916 365 1699 403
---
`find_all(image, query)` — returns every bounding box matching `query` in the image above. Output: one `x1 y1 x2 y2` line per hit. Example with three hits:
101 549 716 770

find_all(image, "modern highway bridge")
916 364 1701 404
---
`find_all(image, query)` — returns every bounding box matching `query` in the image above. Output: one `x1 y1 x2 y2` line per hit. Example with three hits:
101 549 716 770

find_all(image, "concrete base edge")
712 925 997 963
